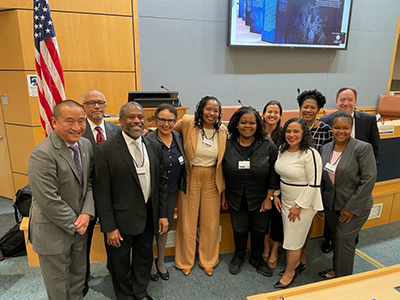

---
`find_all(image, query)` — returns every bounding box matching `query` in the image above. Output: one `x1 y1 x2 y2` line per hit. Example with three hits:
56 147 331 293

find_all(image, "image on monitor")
229 0 353 49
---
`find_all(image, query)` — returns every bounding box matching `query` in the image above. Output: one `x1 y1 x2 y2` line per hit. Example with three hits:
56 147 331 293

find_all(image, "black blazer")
82 118 121 147
320 110 380 159
222 137 280 211
147 129 187 194
93 132 168 235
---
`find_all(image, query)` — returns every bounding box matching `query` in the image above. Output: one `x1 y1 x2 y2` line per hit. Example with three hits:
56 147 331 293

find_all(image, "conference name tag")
202 138 213 147
136 167 146 176
178 156 185 165
238 161 250 169
324 163 336 174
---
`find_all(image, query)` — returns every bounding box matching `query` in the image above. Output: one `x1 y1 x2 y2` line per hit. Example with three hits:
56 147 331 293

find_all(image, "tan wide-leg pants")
174 166 221 269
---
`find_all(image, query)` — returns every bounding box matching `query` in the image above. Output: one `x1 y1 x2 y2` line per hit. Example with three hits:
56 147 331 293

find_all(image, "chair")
378 95 400 121
323 108 337 116
281 109 299 125
221 105 241 122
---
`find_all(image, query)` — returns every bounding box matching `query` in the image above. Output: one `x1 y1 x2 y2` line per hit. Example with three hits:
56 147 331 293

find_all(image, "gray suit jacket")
320 110 380 159
320 137 376 216
28 132 95 255
82 118 121 147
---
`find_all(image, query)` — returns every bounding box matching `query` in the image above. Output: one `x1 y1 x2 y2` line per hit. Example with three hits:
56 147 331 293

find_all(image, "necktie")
133 141 147 200
95 126 105 145
69 145 83 182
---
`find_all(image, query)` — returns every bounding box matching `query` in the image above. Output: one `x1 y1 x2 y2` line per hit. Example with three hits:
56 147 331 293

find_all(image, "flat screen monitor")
228 0 353 49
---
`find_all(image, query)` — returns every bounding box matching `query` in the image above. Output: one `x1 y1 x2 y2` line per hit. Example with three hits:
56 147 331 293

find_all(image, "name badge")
178 156 185 165
202 138 213 147
238 161 250 169
136 167 146 176
324 163 336 174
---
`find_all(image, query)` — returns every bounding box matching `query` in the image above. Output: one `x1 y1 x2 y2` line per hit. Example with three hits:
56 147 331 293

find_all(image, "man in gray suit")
81 89 121 295
28 100 95 300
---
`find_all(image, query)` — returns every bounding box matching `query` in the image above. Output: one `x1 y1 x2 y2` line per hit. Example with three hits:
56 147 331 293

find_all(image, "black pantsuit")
229 194 270 261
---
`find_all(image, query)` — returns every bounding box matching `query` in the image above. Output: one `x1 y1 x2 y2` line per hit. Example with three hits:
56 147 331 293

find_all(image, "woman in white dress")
273 118 323 288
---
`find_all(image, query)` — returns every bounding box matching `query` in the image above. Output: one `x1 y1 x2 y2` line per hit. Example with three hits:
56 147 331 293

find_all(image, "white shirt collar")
122 131 142 146
87 118 105 133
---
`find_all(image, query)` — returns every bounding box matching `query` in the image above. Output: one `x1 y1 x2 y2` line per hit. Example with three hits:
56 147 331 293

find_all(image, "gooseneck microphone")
160 85 170 91
238 99 243 106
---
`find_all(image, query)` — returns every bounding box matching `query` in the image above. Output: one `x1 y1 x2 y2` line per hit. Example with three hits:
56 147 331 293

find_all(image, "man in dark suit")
319 86 380 253
81 89 121 295
28 100 94 300
93 101 168 300
320 86 380 159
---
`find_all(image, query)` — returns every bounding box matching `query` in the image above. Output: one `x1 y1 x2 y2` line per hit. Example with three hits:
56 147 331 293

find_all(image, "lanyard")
201 128 217 141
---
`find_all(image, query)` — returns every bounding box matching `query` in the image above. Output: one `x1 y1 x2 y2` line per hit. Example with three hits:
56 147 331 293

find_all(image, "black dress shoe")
321 240 333 253
150 273 159 282
137 296 154 300
278 262 307 276
319 269 335 279
274 271 298 289
155 258 170 281
229 255 244 275
249 258 273 277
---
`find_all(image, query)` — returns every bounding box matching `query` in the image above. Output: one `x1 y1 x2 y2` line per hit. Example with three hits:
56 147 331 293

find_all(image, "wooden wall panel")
3 10 136 72
52 12 135 71
0 71 40 126
363 194 393 229
389 192 400 222
0 10 25 70
0 102 14 199
0 0 133 16
63 72 136 114
6 125 43 174
13 173 29 193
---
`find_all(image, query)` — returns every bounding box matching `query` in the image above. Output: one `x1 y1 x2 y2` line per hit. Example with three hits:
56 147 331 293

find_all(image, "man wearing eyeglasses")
81 89 121 296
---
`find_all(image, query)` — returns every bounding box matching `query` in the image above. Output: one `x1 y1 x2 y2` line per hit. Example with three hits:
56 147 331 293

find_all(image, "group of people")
27 86 379 299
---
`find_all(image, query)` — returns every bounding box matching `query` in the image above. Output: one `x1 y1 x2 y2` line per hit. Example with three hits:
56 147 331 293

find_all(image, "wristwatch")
269 196 274 201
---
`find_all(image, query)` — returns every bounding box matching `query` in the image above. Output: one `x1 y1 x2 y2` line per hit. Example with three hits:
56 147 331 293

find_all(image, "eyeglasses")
157 118 176 125
83 100 106 107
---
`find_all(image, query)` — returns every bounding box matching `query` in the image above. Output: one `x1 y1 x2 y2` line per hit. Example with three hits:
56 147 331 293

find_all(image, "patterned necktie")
95 126 105 145
133 141 147 201
133 141 143 166
69 145 83 182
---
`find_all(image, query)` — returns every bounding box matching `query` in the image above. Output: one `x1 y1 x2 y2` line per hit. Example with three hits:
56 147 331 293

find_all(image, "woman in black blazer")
222 106 279 276
320 111 377 278
147 104 187 281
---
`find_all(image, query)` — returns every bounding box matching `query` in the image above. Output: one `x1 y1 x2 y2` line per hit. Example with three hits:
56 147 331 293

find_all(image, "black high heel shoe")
278 262 307 276
156 258 170 281
274 270 298 289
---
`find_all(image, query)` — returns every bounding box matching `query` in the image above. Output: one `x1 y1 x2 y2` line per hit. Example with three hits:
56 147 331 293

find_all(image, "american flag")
34 0 65 136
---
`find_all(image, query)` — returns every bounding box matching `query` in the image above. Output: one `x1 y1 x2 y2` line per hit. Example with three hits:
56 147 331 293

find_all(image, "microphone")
160 85 170 91
297 88 301 95
238 99 243 106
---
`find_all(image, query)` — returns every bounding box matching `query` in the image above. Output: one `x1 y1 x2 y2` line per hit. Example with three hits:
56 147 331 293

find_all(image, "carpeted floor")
1 196 399 299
